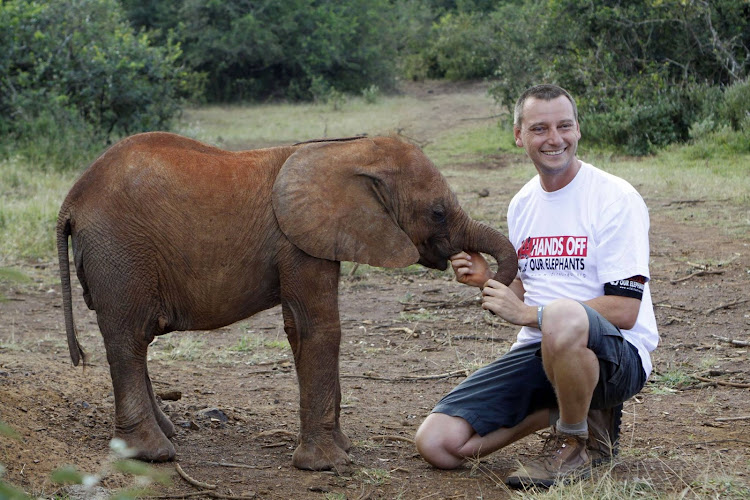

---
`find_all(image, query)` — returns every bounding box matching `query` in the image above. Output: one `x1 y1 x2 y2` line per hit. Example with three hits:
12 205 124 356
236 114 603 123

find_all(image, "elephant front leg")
283 302 351 458
281 261 350 470
290 332 350 470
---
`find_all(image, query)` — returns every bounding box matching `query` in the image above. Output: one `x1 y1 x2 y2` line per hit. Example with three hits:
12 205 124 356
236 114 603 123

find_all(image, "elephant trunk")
461 219 518 286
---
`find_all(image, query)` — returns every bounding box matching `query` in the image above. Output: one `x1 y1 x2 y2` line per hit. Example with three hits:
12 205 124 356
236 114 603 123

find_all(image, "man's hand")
450 251 493 288
481 279 537 327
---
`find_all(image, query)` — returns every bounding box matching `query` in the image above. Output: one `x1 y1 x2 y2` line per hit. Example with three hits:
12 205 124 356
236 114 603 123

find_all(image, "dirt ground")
1 82 749 499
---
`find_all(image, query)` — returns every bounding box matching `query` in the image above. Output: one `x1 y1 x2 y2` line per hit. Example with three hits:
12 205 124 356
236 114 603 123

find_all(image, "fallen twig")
450 334 507 343
248 428 298 441
146 492 256 500
175 463 217 490
157 465 257 499
401 299 477 311
401 293 480 312
146 492 212 499
715 415 750 422
341 369 469 382
705 298 750 315
678 438 750 447
206 461 272 470
356 487 375 500
711 334 750 347
662 199 705 207
691 374 750 388
370 434 415 444
653 302 693 312
670 269 724 284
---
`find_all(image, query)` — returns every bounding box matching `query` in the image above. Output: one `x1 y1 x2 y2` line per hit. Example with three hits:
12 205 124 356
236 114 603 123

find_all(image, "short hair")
513 84 578 129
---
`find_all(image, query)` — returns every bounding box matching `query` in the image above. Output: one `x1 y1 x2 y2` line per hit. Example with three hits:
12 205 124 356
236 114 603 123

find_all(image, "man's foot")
587 403 622 465
506 430 591 489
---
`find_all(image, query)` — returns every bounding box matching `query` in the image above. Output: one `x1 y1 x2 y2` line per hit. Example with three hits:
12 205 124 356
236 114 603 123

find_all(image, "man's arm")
583 295 640 330
481 279 641 330
585 275 647 329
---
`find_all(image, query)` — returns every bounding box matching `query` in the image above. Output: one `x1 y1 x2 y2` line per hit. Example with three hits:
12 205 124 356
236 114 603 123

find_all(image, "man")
414 84 659 488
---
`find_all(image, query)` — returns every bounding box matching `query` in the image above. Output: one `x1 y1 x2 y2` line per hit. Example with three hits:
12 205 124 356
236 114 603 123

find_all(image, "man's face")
514 95 581 182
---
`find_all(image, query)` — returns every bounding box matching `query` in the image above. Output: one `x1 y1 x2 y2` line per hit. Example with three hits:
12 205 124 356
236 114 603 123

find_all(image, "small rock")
198 408 228 423
178 420 201 430
157 390 182 401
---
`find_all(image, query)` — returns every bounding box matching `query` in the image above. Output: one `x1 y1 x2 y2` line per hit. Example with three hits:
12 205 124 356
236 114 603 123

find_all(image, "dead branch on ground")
342 369 469 382
669 269 724 284
691 374 750 388
653 302 693 312
705 298 750 315
401 296 479 311
711 334 750 347
370 435 415 444
175 463 217 490
715 415 750 422
205 461 272 470
248 429 298 441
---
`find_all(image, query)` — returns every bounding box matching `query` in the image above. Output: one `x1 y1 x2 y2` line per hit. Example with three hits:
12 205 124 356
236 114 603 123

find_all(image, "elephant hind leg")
146 367 176 438
101 321 175 462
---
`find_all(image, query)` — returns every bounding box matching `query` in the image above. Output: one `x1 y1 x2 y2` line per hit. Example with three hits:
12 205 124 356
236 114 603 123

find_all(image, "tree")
0 0 201 148
169 0 398 102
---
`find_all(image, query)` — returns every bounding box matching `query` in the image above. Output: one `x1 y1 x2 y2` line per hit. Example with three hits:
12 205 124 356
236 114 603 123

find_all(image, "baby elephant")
57 133 517 470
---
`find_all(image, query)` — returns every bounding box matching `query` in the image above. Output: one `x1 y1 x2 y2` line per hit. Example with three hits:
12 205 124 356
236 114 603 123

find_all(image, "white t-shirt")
507 161 659 378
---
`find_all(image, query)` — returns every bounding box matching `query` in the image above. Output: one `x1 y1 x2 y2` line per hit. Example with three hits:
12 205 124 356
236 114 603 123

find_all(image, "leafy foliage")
0 0 202 168
1 0 749 156
484 0 750 154
123 0 399 102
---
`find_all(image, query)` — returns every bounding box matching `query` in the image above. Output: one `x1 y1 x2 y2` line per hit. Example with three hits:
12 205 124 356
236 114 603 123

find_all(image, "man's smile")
542 148 566 156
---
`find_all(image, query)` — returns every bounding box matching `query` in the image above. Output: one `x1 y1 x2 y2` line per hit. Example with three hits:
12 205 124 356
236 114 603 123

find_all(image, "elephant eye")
431 206 447 223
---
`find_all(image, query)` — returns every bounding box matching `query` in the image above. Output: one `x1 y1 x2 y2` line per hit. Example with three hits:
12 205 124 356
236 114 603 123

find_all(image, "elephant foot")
333 428 352 452
154 410 176 438
115 421 176 462
292 439 350 471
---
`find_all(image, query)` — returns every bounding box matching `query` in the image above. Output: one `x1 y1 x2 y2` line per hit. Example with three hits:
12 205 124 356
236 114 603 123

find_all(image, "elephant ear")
272 138 419 268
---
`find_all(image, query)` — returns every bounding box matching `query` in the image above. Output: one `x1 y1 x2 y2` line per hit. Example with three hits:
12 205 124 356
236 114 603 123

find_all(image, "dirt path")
1 82 749 499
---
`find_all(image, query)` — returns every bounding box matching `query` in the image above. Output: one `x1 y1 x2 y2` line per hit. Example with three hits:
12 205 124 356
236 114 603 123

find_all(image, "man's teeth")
543 149 565 156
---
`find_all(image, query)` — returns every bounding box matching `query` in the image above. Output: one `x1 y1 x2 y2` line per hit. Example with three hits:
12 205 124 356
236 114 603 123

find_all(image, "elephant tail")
56 209 86 366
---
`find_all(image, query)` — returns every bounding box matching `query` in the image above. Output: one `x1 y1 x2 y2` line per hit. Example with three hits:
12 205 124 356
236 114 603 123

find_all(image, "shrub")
427 12 501 80
0 0 202 166
719 78 750 131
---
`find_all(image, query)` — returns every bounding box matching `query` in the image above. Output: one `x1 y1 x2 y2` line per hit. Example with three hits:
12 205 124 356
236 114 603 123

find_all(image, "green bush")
171 0 397 102
426 12 501 80
0 0 202 167
486 0 749 154
719 78 750 130
0 92 99 171
580 84 716 156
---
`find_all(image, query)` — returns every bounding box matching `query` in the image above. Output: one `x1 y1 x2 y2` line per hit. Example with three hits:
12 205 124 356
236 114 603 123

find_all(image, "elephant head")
272 136 517 284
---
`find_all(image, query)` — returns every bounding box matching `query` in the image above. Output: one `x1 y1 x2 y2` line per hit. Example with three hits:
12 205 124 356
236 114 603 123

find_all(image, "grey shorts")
431 303 646 436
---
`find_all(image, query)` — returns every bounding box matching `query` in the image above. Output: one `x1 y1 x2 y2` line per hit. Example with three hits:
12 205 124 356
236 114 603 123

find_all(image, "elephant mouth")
417 255 449 271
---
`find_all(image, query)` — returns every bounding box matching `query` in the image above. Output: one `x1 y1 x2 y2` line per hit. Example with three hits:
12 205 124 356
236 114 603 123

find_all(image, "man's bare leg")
540 299 599 427
415 408 550 469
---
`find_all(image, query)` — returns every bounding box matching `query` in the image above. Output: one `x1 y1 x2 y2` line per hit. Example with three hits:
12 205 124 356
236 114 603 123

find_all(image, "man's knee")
415 413 472 469
542 299 589 352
